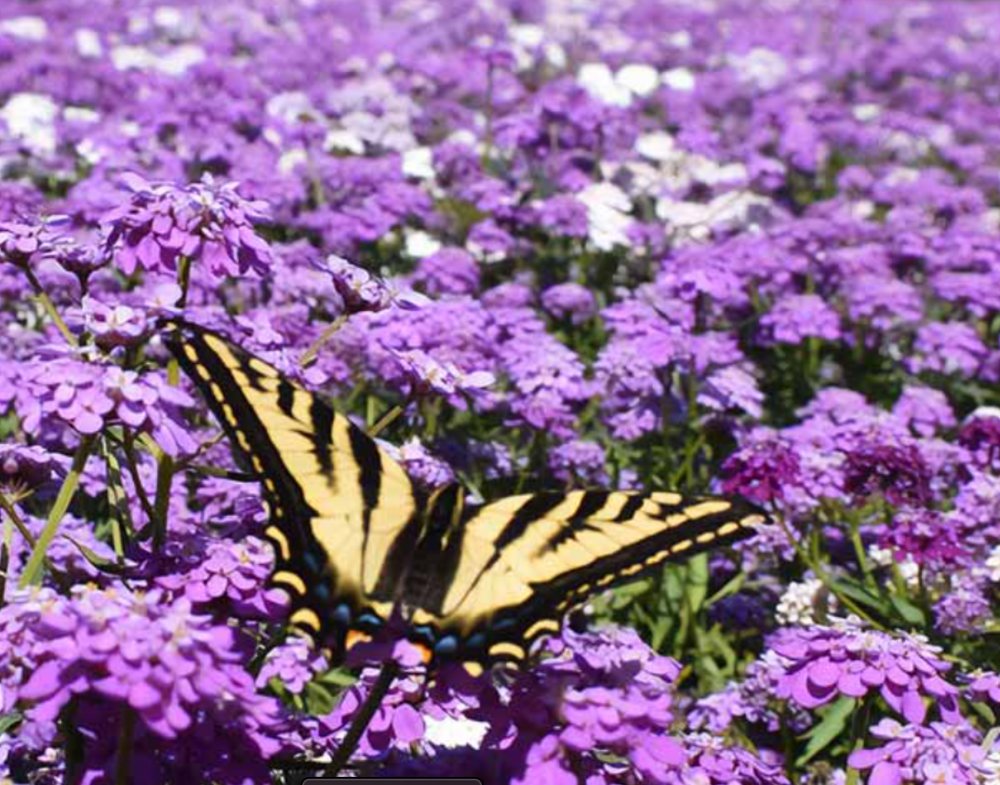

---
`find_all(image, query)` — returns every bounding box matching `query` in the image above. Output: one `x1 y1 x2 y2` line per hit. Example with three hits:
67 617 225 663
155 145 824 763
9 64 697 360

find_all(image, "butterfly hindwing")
405 489 764 665
165 321 418 647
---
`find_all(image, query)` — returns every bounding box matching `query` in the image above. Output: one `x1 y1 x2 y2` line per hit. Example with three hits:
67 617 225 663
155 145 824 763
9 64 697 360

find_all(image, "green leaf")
889 595 926 627
829 579 890 617
705 571 746 607
796 696 856 766
0 711 22 734
685 553 709 616
303 681 338 715
318 668 359 688
61 535 131 575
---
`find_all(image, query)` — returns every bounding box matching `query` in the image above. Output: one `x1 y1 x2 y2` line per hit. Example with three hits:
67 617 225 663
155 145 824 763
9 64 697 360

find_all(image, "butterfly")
165 320 767 673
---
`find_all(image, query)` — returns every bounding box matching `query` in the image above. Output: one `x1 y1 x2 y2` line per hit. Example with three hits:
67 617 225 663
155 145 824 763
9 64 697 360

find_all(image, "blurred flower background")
2 0 1000 783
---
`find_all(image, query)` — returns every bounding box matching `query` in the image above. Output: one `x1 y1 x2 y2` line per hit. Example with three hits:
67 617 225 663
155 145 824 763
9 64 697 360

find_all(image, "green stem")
62 699 85 785
0 512 11 609
23 267 77 346
845 698 874 785
18 435 95 588
775 513 885 631
152 451 175 551
176 255 193 308
325 661 400 777
368 403 406 439
119 430 158 531
0 488 40 548
114 707 137 785
300 315 348 367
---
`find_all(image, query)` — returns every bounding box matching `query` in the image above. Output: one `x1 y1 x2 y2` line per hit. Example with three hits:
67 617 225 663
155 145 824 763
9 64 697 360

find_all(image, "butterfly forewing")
166 322 419 644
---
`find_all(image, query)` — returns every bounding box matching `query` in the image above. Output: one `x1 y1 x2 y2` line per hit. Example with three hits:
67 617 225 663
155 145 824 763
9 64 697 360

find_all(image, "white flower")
986 545 1000 583
728 47 789 90
578 62 633 107
662 67 696 92
424 715 489 749
577 182 632 251
869 545 920 588
266 91 320 125
0 93 58 156
616 64 660 97
402 147 435 180
635 131 677 162
323 128 365 155
74 28 103 58
0 16 48 42
776 578 837 626
110 43 205 75
404 229 442 259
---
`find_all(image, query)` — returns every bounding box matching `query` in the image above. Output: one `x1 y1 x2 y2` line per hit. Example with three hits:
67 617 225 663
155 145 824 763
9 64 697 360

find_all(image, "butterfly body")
166 321 767 670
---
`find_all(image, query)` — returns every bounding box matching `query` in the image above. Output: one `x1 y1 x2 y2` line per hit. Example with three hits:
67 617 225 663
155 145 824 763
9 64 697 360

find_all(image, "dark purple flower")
958 407 1000 469
877 508 968 567
843 440 933 507
721 435 801 504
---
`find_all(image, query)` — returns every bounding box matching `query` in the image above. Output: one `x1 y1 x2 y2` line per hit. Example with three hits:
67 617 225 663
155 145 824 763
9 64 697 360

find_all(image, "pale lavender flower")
102 172 273 278
390 348 495 399
908 322 988 377
541 283 597 325
80 297 149 349
847 720 989 785
892 385 956 438
256 638 328 695
759 293 841 345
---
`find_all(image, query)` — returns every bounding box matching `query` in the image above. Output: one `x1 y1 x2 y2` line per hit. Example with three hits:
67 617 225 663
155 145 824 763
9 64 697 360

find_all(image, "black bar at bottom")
303 780 483 785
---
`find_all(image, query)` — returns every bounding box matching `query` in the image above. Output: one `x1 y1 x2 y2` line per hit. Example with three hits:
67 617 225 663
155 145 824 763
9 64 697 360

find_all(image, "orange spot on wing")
345 630 372 650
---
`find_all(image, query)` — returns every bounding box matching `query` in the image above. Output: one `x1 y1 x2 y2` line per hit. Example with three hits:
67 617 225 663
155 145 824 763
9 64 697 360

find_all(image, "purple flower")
80 297 150 349
383 437 457 490
155 535 288 619
844 275 923 331
256 638 328 695
847 720 989 785
0 443 64 493
7 583 285 751
413 248 481 296
892 385 956 438
0 215 70 269
759 293 841 345
720 434 801 504
682 734 790 785
770 618 961 724
842 440 933 507
698 365 764 418
934 573 991 636
390 348 495 399
958 407 1000 469
907 322 988 377
541 283 597 325
877 508 968 567
102 173 273 279
315 255 409 313
548 439 609 486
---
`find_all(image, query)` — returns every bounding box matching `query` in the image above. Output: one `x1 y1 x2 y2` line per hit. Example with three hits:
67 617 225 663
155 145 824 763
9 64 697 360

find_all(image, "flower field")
3 0 1000 782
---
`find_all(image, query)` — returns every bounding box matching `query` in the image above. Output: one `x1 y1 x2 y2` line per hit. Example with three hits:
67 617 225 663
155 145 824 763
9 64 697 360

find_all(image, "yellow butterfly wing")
166 321 418 645
404 489 765 665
